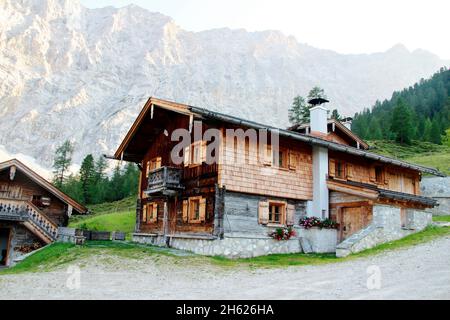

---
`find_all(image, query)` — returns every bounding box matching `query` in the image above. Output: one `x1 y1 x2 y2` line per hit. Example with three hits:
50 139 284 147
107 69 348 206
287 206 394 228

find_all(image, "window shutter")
288 151 297 170
264 145 272 166
201 141 207 163
369 166 376 182
347 163 354 179
142 204 147 222
184 146 190 167
146 161 150 177
329 159 336 177
155 157 162 169
286 204 295 226
182 200 189 222
151 203 158 222
258 201 269 224
199 198 206 222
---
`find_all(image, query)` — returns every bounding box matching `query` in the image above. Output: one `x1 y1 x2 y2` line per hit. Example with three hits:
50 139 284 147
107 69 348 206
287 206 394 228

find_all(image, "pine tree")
79 154 96 204
390 99 414 145
423 118 432 142
288 95 308 125
52 140 74 189
121 163 139 198
61 174 83 204
430 118 442 144
331 109 341 121
369 119 383 140
307 86 327 101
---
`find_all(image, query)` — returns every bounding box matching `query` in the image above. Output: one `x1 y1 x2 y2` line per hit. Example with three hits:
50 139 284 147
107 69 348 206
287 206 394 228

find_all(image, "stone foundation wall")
298 228 337 253
336 204 432 257
421 177 450 216
132 226 338 258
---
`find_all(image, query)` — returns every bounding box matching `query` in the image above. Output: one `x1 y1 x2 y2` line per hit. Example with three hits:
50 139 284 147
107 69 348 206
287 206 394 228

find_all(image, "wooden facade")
115 97 439 246
0 159 87 266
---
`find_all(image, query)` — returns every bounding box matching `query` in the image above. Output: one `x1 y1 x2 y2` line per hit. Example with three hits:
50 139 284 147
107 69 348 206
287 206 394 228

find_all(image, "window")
375 166 384 183
146 157 161 177
143 202 158 223
259 201 294 226
335 160 346 179
184 141 206 167
190 198 200 221
269 202 286 225
273 147 289 169
32 195 51 208
183 196 206 223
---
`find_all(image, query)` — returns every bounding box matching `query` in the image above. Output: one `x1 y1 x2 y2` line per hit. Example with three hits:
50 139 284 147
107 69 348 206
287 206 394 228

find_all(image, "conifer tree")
79 154 96 204
52 140 74 189
390 99 414 145
288 95 308 125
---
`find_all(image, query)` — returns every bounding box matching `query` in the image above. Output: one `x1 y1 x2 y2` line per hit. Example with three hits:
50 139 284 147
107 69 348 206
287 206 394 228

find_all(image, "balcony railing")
0 198 58 242
146 167 184 195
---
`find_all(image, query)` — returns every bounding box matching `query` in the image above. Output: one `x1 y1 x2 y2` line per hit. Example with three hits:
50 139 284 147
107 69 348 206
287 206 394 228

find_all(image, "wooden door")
340 206 372 241
168 199 178 235
0 228 11 266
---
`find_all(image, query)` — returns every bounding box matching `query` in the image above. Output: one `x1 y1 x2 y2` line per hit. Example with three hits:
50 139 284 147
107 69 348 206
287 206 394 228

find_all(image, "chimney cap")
308 98 329 106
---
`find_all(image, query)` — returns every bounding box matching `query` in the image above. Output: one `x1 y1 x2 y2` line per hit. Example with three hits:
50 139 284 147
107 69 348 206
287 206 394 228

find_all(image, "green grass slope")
68 196 136 236
367 140 450 175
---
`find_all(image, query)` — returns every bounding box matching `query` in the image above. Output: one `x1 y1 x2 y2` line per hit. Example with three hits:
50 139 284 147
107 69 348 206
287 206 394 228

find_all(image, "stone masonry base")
132 228 337 259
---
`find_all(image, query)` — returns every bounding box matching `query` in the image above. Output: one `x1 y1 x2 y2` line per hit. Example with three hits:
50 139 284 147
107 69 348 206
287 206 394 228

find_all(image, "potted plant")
268 227 296 240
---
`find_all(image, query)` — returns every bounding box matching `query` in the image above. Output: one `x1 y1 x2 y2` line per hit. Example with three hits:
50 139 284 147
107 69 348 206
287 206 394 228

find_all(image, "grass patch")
367 140 450 175
69 196 136 225
0 241 179 275
2 226 449 274
433 215 450 222
352 225 450 258
69 210 135 238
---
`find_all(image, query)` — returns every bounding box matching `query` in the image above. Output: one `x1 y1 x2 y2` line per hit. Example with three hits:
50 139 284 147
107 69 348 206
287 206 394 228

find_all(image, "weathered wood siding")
329 151 420 195
138 113 218 235
0 170 68 226
223 191 307 236
219 130 313 200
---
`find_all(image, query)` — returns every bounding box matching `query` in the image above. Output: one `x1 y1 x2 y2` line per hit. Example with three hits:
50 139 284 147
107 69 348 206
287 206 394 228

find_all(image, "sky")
80 0 450 60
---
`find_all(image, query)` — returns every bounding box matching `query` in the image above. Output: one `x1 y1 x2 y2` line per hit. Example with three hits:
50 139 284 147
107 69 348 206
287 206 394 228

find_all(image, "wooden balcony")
146 167 184 196
0 198 58 243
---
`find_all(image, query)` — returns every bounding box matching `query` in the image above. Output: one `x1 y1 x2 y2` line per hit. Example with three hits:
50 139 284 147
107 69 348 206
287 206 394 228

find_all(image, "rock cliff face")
1 0 448 167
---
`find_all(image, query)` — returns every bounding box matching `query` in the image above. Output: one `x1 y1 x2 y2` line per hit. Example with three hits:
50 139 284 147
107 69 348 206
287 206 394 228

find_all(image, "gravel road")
1 237 449 300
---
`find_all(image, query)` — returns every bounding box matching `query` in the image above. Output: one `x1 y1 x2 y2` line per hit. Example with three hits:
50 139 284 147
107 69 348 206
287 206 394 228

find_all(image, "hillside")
0 0 448 168
367 139 450 175
353 68 450 144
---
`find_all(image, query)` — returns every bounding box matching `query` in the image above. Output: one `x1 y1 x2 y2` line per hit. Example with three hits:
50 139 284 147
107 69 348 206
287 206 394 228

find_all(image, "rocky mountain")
0 0 448 168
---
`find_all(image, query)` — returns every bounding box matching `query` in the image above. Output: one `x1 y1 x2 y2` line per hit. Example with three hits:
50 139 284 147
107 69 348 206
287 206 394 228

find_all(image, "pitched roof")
0 159 88 214
289 118 370 150
114 97 445 177
328 178 438 207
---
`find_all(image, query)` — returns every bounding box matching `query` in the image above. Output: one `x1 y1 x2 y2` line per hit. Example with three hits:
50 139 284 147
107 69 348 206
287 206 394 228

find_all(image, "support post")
162 200 170 246
135 199 141 233
213 184 225 239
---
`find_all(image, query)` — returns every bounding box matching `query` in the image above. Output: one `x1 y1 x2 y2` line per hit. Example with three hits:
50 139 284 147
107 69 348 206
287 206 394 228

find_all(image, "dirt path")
1 237 449 300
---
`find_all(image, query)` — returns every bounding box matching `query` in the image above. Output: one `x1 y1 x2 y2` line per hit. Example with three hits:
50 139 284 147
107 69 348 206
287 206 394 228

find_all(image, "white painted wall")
311 146 329 218
309 106 329 219
310 106 328 133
